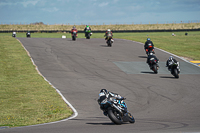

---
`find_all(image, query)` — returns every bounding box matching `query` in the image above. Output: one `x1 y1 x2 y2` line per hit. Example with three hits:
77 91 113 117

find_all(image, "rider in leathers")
98 89 124 116
144 38 154 54
146 52 159 64
166 56 179 71
84 25 91 37
104 29 113 43
71 26 78 36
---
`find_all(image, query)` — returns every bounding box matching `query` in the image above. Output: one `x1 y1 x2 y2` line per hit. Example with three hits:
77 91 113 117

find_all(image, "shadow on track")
160 76 177 79
138 56 147 58
141 71 157 74
86 122 116 125
100 45 109 47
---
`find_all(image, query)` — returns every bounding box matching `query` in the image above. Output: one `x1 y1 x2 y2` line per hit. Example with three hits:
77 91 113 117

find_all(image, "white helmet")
107 29 111 32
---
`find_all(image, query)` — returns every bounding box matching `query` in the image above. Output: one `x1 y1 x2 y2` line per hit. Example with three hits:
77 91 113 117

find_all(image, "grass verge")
0 31 199 127
0 36 73 127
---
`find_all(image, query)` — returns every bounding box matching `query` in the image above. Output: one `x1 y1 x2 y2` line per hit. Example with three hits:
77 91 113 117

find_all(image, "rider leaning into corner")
98 89 124 116
166 56 179 71
71 26 78 36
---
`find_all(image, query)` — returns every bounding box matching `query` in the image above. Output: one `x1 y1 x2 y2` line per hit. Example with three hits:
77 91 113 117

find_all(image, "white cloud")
21 0 39 7
99 2 109 7
42 7 59 12
0 0 40 7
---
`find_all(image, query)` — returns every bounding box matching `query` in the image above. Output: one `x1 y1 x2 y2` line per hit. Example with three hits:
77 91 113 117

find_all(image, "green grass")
0 31 199 127
0 36 73 127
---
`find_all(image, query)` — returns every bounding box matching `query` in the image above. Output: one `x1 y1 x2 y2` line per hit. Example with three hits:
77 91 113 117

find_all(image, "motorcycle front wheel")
128 113 135 123
108 108 123 125
173 68 179 78
153 64 158 74
72 36 76 41
86 36 90 39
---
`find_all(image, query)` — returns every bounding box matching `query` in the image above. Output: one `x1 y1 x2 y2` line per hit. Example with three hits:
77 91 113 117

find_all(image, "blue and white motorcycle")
98 93 135 125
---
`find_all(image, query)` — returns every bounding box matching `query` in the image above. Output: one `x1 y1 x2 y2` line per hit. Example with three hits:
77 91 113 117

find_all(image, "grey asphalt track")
3 38 200 133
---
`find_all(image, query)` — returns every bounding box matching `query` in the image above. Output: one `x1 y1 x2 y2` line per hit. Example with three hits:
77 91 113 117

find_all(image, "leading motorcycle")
26 31 31 38
98 94 135 125
12 32 16 37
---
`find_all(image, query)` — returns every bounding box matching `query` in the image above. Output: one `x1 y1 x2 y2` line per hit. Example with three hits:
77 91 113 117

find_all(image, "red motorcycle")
71 29 78 41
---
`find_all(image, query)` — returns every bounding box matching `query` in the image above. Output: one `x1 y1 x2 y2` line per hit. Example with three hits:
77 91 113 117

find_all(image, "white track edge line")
16 39 78 128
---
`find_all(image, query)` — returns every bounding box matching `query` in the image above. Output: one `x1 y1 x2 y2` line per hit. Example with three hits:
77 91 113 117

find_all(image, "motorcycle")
106 36 114 47
12 32 16 37
168 61 180 78
98 94 135 125
146 44 155 55
72 30 77 41
26 31 31 38
148 56 159 74
85 29 92 39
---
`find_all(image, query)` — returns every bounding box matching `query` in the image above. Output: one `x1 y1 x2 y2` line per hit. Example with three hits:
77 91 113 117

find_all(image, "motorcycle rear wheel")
108 108 123 125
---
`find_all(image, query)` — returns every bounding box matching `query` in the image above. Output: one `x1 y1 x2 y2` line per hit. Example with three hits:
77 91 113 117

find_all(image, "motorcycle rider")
146 52 159 64
12 31 16 37
71 26 78 36
144 38 154 54
98 89 124 116
84 25 91 37
104 29 113 43
166 56 179 71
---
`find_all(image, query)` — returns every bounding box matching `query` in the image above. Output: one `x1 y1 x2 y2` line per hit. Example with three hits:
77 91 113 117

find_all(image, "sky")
0 0 200 25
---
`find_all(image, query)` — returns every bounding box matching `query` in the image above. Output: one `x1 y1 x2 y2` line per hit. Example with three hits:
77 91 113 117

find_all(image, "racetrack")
3 38 200 133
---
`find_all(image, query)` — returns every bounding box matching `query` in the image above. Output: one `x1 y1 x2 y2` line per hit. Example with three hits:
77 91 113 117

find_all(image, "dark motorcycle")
12 32 16 37
72 31 77 41
26 31 31 38
98 94 135 125
85 30 92 39
148 57 159 74
169 61 180 78
106 36 114 47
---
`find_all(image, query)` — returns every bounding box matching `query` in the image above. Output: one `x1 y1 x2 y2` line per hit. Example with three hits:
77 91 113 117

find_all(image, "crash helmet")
73 26 76 29
147 38 151 41
169 56 173 61
100 89 107 93
107 29 111 32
